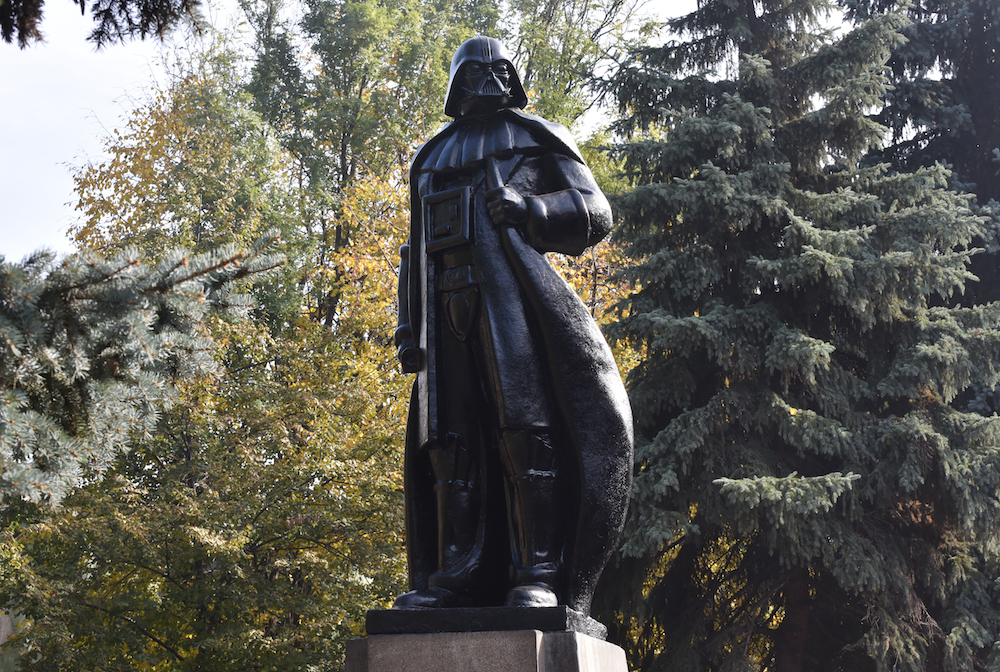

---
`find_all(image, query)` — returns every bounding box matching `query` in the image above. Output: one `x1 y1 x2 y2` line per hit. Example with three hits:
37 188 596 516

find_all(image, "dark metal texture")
393 36 634 618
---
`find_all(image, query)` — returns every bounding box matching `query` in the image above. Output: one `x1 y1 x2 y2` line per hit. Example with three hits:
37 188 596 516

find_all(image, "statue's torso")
413 119 559 446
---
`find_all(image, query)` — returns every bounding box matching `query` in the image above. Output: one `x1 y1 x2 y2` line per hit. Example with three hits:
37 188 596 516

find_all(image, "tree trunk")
773 565 812 672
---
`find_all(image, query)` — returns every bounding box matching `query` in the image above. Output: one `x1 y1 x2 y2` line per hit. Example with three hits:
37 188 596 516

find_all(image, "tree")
501 0 651 127
240 0 501 326
70 45 294 259
2 0 204 48
596 2 1000 670
840 0 1000 305
0 312 406 671
0 237 280 507
0 40 411 670
70 38 305 328
843 0 1000 201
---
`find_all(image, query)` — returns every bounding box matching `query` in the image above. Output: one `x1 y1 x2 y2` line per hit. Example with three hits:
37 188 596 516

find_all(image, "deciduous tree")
0 42 410 670
0 310 406 671
70 45 294 259
501 0 651 127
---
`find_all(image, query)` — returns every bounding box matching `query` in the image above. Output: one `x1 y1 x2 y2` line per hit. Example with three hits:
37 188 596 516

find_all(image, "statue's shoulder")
505 109 584 163
410 121 457 171
410 111 585 174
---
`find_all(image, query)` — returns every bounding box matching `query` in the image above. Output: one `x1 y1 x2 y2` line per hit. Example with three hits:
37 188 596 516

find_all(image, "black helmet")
444 36 528 118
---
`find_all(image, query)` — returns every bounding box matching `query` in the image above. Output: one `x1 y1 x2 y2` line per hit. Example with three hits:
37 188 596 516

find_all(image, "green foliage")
1 0 205 48
0 314 406 671
843 0 1000 199
248 0 495 189
597 2 1000 671
840 0 1000 305
0 237 281 507
1 32 411 670
500 0 651 127
70 43 295 259
238 0 496 326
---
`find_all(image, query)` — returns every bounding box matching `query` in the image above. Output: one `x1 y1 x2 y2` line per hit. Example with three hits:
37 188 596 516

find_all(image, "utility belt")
437 260 478 291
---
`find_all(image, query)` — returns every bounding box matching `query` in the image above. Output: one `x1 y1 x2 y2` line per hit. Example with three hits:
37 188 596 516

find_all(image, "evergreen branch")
149 253 245 294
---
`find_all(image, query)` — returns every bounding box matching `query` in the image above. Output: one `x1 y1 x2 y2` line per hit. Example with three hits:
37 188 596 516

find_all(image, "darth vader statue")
393 36 633 615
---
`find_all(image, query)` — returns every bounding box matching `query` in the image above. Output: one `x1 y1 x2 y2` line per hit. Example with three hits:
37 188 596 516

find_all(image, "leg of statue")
427 432 486 592
392 433 483 609
393 281 491 609
499 429 563 607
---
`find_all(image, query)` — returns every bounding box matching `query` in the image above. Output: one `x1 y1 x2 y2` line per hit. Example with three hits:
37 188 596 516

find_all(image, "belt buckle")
424 186 471 253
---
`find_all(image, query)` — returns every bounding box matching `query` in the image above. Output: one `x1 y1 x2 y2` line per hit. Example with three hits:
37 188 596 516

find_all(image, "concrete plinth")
346 629 628 672
366 606 607 640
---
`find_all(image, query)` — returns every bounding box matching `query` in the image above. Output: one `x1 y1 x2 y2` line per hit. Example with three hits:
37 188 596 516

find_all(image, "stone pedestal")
346 608 628 672
346 629 627 672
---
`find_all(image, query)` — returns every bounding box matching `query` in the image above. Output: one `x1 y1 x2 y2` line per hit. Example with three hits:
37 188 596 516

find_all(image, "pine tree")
841 0 1000 305
596 2 1000 670
2 0 204 48
843 0 1000 200
0 236 281 506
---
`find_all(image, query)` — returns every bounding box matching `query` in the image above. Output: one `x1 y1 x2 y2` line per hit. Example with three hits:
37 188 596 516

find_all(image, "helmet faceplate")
444 36 528 118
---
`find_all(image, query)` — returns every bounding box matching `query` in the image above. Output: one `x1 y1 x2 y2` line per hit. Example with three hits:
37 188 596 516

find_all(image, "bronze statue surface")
393 36 633 616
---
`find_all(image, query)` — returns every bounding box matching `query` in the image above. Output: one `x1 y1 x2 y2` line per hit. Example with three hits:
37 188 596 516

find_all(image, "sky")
0 0 693 263
2 5 165 261
0 0 245 262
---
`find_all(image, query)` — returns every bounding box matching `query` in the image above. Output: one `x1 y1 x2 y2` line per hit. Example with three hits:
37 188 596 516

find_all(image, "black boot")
427 476 482 592
499 430 563 608
394 433 483 608
393 585 471 608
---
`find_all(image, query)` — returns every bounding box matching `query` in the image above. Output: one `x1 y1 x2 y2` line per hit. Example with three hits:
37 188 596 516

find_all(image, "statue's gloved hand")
394 325 423 373
486 187 527 226
398 345 422 373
